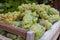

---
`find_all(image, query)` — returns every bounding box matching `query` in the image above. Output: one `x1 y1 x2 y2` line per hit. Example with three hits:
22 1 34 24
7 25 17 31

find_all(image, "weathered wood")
37 0 42 4
51 27 60 40
26 31 34 40
53 0 60 11
0 22 27 38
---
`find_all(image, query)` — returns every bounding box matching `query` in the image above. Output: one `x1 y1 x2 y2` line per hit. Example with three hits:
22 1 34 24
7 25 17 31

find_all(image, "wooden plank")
0 22 27 38
53 0 60 11
51 28 60 40
26 31 34 40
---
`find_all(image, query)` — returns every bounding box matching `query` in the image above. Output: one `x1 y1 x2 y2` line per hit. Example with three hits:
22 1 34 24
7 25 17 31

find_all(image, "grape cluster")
47 15 60 23
0 3 60 40
22 10 38 29
6 33 25 40
0 29 24 40
30 23 45 40
39 19 52 30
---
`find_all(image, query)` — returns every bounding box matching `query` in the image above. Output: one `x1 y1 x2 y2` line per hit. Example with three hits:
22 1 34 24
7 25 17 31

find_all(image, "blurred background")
0 0 60 13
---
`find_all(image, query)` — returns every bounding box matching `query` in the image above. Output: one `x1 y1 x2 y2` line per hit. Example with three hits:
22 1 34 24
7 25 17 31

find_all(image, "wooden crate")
0 0 60 40
0 21 60 40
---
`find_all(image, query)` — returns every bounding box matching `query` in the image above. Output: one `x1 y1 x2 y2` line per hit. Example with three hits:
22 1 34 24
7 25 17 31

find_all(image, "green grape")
35 5 49 19
0 14 6 21
38 10 48 19
3 19 13 25
30 3 36 11
31 12 38 23
0 17 4 21
22 11 38 29
39 19 52 30
20 10 31 18
36 5 45 13
48 8 59 15
12 21 22 27
6 33 17 39
22 11 33 25
15 38 20 40
22 10 38 25
31 12 39 17
16 36 25 40
6 12 13 19
13 11 21 20
48 15 60 23
18 6 24 12
32 17 38 23
30 23 45 40
6 33 12 38
22 24 32 29
21 4 30 10
40 4 51 12
0 30 5 35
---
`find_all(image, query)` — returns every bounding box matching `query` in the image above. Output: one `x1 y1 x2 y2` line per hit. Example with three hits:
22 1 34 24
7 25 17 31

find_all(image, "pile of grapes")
0 3 60 40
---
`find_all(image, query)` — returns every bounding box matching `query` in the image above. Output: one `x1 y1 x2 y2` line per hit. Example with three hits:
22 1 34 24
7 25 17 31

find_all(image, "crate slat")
0 22 27 38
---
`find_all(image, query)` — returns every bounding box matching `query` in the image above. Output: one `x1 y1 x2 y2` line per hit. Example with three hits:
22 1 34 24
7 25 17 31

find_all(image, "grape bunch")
0 3 60 40
22 10 38 29
30 23 45 40
39 19 52 30
0 29 24 40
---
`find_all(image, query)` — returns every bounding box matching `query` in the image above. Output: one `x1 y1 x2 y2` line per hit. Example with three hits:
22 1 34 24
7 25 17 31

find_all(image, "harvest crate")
0 0 60 40
0 21 60 40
